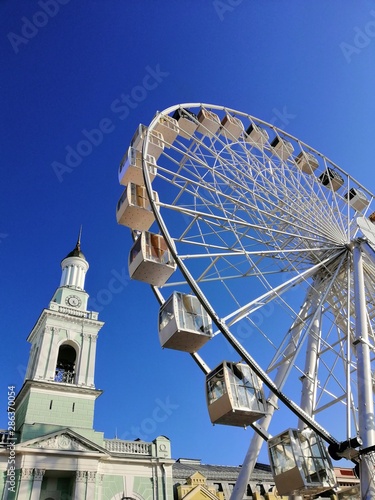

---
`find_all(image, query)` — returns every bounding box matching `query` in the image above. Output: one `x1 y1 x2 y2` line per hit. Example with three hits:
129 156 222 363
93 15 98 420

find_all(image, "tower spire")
77 225 82 252
59 230 89 290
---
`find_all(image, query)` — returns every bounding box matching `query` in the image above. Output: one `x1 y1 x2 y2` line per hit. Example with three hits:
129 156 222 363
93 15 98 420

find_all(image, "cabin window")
269 434 295 475
229 363 262 410
207 366 226 404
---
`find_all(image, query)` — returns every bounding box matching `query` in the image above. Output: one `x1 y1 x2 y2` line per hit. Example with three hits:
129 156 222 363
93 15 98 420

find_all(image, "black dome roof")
63 227 86 261
64 241 86 260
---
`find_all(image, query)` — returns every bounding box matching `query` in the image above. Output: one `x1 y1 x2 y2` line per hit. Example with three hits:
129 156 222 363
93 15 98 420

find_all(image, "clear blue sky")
2 1 375 467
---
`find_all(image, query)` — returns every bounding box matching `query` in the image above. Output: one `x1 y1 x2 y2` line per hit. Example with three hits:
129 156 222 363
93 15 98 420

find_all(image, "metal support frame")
354 243 375 499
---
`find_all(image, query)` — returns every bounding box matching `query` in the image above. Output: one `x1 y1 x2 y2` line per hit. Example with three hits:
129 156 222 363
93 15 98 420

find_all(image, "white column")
25 344 37 379
65 266 72 286
86 335 98 387
73 471 87 499
298 288 322 427
34 327 53 379
354 244 375 499
86 472 96 499
77 334 90 385
96 474 104 500
60 267 67 287
72 266 78 286
45 328 59 381
30 469 45 500
17 468 33 499
77 266 84 290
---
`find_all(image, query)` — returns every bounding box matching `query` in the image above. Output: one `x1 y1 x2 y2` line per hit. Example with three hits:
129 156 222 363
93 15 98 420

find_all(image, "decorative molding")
34 469 45 481
29 433 96 452
20 468 34 480
76 470 87 482
87 471 97 483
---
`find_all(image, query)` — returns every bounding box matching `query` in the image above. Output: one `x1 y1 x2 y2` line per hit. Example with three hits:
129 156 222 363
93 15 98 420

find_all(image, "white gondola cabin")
220 114 244 141
116 182 159 231
206 361 266 427
118 147 157 187
245 123 269 149
130 124 147 152
158 292 213 352
270 136 294 161
172 108 198 139
129 231 176 287
196 109 221 137
268 428 336 497
153 115 179 147
129 124 164 160
319 167 344 191
344 188 369 212
295 151 319 174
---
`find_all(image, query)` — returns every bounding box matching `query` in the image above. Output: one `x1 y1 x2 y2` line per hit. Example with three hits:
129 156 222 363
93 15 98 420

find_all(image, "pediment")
20 429 107 454
180 485 219 500
188 471 207 483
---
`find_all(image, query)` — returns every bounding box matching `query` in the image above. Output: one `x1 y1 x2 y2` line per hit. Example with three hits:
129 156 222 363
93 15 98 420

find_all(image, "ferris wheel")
116 103 375 499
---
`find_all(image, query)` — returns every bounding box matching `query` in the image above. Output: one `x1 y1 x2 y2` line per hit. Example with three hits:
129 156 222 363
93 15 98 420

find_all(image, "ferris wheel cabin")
129 123 165 160
270 136 294 161
118 147 157 187
158 292 213 352
172 108 198 139
268 428 336 497
206 361 266 427
128 231 176 287
153 115 179 147
319 167 344 191
295 151 319 174
344 187 369 212
197 109 221 138
116 182 159 231
220 114 244 141
245 123 269 149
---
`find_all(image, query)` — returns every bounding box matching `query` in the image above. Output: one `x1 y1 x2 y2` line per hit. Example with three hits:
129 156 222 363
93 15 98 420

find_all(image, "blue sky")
2 1 375 467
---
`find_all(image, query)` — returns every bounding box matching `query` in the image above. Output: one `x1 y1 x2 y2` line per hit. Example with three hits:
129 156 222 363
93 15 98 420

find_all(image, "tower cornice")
26 308 104 343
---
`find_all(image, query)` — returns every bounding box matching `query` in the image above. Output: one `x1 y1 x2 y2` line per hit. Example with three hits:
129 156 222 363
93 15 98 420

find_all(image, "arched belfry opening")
54 344 77 384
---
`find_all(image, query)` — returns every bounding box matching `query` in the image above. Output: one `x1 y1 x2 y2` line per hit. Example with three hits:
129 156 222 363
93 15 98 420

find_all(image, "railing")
58 306 89 318
49 302 99 320
104 439 151 455
54 368 75 384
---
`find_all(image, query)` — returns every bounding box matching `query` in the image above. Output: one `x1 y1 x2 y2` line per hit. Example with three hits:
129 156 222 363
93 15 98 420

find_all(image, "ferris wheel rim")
137 102 375 451
152 102 375 200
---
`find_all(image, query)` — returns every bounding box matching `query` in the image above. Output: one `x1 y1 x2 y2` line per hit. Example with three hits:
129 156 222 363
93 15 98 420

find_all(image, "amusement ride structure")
116 103 375 499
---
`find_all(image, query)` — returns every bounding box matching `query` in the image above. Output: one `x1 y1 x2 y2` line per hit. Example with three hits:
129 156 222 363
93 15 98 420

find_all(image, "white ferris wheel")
116 103 375 499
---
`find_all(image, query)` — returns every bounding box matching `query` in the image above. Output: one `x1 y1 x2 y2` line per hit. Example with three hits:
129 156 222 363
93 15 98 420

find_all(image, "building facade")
0 236 174 500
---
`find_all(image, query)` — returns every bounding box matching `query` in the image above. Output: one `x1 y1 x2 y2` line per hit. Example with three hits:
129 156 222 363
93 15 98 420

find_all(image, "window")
55 344 76 384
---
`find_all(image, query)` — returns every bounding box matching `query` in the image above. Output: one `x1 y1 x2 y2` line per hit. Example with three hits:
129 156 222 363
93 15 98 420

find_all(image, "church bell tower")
15 233 105 445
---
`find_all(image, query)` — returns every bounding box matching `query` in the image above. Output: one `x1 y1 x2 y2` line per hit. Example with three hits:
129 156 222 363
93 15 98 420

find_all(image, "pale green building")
0 236 174 500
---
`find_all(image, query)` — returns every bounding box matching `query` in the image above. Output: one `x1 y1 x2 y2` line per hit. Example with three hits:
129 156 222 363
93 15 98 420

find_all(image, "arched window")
54 344 76 384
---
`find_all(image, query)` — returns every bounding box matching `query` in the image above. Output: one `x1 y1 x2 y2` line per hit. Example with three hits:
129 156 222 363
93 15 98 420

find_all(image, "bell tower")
15 233 105 446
